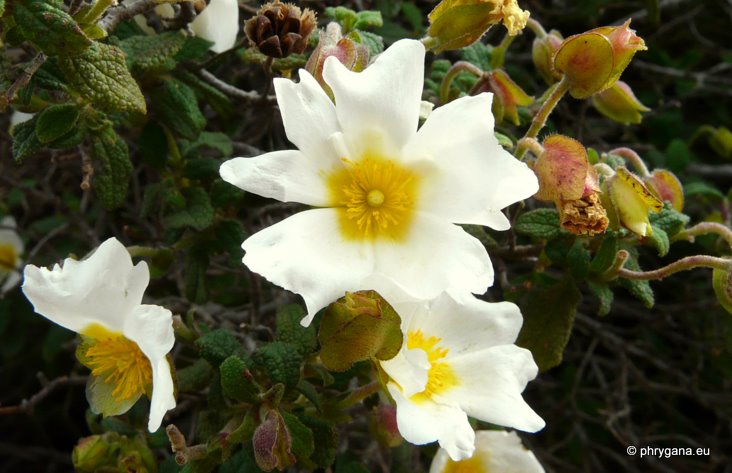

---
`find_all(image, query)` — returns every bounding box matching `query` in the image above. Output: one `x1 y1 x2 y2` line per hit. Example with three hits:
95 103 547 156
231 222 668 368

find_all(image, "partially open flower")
592 80 650 125
605 166 663 237
22 238 176 432
0 216 24 294
244 0 317 58
533 135 608 236
426 0 530 52
474 69 534 126
305 22 369 98
554 19 646 99
379 290 544 461
645 168 684 212
532 30 563 85
429 430 545 473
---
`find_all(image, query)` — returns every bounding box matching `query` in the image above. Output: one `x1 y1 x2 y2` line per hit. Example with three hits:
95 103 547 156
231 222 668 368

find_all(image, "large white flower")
0 216 24 293
220 39 538 325
429 430 545 473
379 290 544 461
21 237 176 432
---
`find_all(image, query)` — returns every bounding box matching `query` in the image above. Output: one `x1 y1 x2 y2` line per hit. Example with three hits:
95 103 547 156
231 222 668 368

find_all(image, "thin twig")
1 53 47 111
198 69 276 103
0 375 87 415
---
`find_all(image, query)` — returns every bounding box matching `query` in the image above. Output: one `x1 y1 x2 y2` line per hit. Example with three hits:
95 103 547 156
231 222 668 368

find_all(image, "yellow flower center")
443 452 489 473
0 244 17 271
406 330 459 402
81 324 152 402
327 154 418 240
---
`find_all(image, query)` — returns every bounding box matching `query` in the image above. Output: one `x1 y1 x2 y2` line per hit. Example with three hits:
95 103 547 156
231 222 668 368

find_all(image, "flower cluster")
220 38 544 460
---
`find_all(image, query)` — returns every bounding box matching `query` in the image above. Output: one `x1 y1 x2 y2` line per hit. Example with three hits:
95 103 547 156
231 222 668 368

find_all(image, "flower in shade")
0 216 24 294
429 430 545 473
220 39 538 325
379 290 544 461
22 237 176 432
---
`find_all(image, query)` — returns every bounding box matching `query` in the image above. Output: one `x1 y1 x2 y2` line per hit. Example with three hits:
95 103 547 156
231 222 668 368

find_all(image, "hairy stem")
618 255 731 280
439 61 483 105
514 75 570 160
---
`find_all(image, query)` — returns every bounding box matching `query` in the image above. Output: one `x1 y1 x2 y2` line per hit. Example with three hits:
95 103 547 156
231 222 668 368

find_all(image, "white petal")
1 271 22 293
220 150 331 206
388 384 475 461
189 0 239 53
445 346 545 433
475 431 545 473
380 347 430 397
274 72 343 166
147 357 176 432
21 238 149 334
241 208 375 325
323 39 425 153
406 93 539 230
372 213 493 300
396 292 524 355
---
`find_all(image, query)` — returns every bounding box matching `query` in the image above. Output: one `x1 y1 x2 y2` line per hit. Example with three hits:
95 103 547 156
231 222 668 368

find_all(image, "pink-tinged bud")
474 69 533 125
253 409 296 472
606 166 663 237
645 169 684 212
370 405 403 448
426 0 530 53
305 22 369 98
554 19 646 99
591 80 650 125
532 29 564 85
533 135 609 235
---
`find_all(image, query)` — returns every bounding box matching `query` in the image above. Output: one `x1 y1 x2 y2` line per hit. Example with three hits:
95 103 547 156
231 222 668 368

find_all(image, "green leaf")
618 249 655 308
177 358 214 393
59 42 146 114
461 42 491 70
353 10 384 30
276 305 319 356
280 412 315 461
183 158 221 180
647 224 670 257
516 278 582 372
648 203 690 236
174 36 214 62
351 30 384 57
183 131 234 158
120 31 186 74
11 115 42 162
665 138 692 172
515 208 562 240
185 248 208 303
253 342 303 389
195 329 247 367
301 416 338 468
14 0 91 56
566 239 591 279
0 0 5 17
220 355 259 402
89 126 132 209
587 280 613 316
164 187 214 231
35 104 80 143
589 236 618 274
153 79 205 139
683 181 725 200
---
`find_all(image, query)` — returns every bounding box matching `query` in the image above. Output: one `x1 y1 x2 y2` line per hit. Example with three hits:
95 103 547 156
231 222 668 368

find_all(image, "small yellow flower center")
327 154 418 241
406 330 459 402
443 452 489 473
0 244 17 271
81 324 152 403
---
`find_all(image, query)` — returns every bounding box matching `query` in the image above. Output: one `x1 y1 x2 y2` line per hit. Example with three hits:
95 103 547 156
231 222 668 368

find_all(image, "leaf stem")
337 381 381 409
439 61 484 105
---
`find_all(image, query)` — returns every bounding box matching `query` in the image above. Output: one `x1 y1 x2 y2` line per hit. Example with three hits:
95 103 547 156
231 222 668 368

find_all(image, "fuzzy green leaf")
177 358 214 393
647 224 670 257
301 416 338 468
276 305 318 357
35 104 80 143
164 187 214 230
253 342 303 389
89 126 132 209
649 203 690 236
618 249 655 308
220 355 259 402
153 78 205 139
587 280 614 316
280 412 315 461
185 248 208 303
515 208 562 240
120 31 186 73
59 42 146 113
195 329 246 367
11 115 42 162
516 278 582 372
589 236 618 274
14 0 91 56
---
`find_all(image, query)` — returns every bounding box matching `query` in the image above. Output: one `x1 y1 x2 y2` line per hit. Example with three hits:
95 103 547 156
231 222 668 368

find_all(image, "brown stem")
1 53 47 111
618 255 731 280
672 222 732 249
0 375 87 415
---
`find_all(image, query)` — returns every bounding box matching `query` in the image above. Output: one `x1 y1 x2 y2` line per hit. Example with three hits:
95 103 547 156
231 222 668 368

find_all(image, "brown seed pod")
244 0 317 58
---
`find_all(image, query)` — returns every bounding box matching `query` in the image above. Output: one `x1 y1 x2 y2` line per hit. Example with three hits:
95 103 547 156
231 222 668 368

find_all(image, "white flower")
21 237 176 432
379 290 544 461
0 216 24 293
220 39 538 325
429 430 545 473
189 0 239 54
9 110 34 132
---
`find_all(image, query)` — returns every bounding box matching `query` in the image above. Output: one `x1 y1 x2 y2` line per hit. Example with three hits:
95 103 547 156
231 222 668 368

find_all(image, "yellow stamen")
327 154 418 241
0 244 17 271
81 324 152 402
407 330 459 402
443 452 489 473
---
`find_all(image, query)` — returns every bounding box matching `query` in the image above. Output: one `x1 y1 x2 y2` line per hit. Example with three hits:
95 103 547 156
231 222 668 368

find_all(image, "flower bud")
370 405 403 448
532 29 563 85
474 69 533 125
606 166 663 237
591 80 650 125
533 135 608 235
426 0 530 53
253 409 296 472
244 0 317 58
72 434 117 473
305 22 369 98
709 126 732 159
645 169 684 212
554 19 646 99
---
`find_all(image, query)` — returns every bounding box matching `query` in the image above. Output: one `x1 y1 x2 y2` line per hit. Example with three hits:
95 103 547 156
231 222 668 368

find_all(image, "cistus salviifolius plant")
1 1 732 472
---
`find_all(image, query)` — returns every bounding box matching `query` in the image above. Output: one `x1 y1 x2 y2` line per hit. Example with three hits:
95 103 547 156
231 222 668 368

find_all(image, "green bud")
591 80 650 125
72 434 118 473
220 355 260 402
